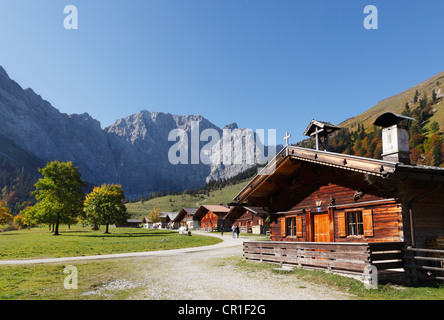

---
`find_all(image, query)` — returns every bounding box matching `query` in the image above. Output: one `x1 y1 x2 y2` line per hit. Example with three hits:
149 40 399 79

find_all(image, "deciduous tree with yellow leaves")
0 200 13 225
147 207 163 225
13 214 28 230
83 184 129 234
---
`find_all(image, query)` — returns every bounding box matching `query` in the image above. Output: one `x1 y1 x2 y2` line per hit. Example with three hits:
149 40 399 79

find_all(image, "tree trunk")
105 223 110 234
54 213 60 236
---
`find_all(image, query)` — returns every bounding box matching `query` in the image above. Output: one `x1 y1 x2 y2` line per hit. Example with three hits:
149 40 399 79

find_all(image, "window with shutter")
281 217 286 237
296 216 303 237
363 209 374 237
337 211 347 238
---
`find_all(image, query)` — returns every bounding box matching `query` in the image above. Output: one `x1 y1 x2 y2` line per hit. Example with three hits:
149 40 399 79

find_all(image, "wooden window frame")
346 210 364 236
286 217 297 237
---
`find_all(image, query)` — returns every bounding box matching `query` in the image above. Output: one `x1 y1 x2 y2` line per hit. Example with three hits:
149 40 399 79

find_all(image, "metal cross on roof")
283 131 291 147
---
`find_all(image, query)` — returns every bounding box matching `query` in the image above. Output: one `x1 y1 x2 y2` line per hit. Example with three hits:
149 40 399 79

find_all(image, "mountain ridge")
0 66 273 201
339 70 444 131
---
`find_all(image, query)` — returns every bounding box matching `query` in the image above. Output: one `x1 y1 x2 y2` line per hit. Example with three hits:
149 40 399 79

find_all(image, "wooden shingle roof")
194 205 231 220
302 119 341 137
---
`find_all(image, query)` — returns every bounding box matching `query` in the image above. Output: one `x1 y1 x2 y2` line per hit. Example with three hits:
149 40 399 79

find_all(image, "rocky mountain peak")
223 122 239 130
0 66 267 197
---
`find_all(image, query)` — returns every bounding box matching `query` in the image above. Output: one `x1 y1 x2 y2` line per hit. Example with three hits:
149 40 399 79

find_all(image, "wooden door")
313 213 330 242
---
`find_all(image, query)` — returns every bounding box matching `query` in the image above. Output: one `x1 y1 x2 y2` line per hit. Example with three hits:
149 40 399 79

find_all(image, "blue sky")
0 0 443 144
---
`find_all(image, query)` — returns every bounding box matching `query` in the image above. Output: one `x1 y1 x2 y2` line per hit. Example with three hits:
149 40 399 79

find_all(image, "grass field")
0 259 139 300
0 225 222 260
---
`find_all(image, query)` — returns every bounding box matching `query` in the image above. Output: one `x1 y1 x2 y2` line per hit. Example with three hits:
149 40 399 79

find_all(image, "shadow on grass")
71 231 177 238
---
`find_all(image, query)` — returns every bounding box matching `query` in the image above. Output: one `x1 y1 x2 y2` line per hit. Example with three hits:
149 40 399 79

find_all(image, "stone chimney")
373 112 416 164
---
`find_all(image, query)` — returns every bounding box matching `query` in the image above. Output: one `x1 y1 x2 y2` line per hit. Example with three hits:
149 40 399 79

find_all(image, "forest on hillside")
0 160 39 216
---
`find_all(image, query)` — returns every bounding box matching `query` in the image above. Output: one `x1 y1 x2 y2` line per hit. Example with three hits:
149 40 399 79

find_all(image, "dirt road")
127 232 352 300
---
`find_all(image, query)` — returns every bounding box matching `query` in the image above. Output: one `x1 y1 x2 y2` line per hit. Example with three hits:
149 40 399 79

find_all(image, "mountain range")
0 66 278 199
1 65 443 214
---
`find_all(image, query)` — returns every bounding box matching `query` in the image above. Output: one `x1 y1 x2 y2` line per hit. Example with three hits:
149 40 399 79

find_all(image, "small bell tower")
303 120 341 151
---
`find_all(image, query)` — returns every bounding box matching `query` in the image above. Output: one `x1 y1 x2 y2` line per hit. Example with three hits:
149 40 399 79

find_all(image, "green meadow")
0 259 142 300
0 226 221 260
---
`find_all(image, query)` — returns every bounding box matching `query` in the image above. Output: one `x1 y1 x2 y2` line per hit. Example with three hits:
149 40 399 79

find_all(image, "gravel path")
128 232 352 300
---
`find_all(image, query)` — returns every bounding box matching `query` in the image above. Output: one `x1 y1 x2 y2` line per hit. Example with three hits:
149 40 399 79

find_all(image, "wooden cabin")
142 216 152 228
235 144 444 247
195 205 232 232
175 207 199 229
164 212 180 229
225 206 269 234
234 114 444 282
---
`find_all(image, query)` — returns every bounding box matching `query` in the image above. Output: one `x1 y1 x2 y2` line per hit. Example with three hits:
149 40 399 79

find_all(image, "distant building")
142 212 173 229
194 205 232 232
225 206 269 234
175 207 200 229
164 212 180 229
117 219 142 228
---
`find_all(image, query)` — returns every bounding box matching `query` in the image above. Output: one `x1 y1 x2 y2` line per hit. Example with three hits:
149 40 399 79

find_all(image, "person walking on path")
235 225 240 239
220 225 224 237
232 225 236 238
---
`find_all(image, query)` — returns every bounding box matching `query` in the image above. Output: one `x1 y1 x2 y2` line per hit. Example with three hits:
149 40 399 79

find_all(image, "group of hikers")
220 224 240 238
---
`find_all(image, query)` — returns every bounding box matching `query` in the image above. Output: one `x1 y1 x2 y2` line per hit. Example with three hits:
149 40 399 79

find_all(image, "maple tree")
83 184 129 234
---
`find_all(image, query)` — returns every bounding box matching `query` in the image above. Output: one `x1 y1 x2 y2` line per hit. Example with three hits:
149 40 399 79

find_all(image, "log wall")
270 183 403 243
407 182 444 248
